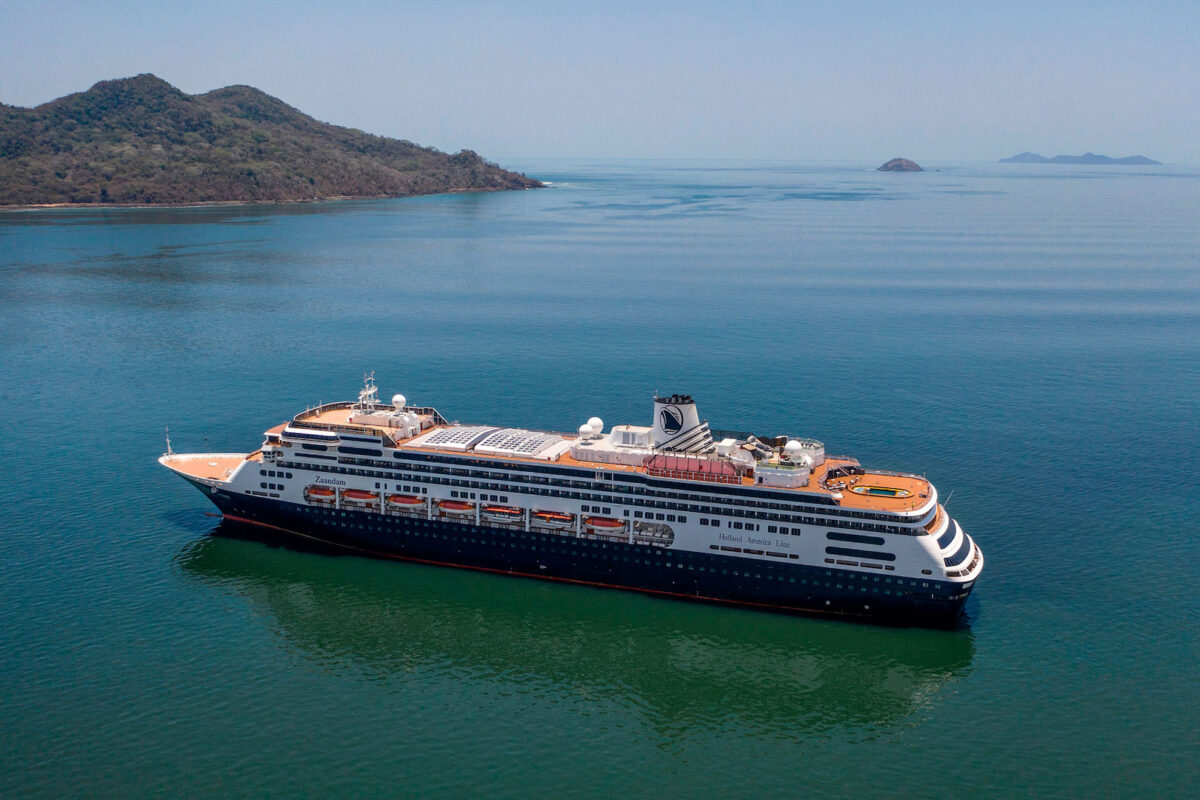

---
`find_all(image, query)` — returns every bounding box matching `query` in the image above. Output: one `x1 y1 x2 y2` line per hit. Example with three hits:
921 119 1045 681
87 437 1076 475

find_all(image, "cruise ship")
161 375 983 626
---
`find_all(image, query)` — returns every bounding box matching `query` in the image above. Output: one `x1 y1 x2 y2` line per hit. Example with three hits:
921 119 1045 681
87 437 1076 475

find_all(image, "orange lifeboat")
438 499 475 515
586 516 624 530
387 493 425 506
482 505 522 523
305 485 336 499
342 489 379 501
531 510 574 529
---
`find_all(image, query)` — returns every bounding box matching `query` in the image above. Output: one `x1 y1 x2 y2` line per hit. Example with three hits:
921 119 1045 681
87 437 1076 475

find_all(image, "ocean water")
1 161 1197 798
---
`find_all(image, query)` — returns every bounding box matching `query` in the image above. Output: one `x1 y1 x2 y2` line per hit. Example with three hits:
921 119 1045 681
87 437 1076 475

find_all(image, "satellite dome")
578 423 594 437
392 394 406 409
784 440 802 455
587 416 604 433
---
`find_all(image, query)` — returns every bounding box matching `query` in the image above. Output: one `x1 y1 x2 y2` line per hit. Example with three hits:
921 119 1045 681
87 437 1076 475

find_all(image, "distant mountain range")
1000 152 1161 165
0 74 541 206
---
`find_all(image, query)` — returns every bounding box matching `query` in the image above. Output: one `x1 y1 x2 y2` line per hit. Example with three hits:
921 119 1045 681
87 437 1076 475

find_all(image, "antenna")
943 489 955 507
164 426 173 456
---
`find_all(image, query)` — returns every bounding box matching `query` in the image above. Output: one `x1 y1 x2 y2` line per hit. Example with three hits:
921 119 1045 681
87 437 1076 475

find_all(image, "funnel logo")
660 405 684 434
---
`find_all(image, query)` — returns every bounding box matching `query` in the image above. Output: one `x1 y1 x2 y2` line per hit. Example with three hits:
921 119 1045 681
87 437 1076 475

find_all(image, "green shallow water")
1 161 1197 797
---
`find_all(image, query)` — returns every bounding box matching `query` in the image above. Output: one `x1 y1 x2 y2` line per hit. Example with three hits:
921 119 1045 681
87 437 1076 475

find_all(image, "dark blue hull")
196 483 970 627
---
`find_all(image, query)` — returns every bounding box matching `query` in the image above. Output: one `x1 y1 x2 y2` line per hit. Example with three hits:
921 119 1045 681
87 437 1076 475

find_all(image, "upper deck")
286 402 934 514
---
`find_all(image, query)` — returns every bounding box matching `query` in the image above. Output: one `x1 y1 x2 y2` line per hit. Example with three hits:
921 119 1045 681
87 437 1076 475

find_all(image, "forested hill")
0 74 541 206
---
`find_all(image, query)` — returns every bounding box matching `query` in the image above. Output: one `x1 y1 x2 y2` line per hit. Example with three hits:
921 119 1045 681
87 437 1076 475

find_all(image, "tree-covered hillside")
0 74 541 206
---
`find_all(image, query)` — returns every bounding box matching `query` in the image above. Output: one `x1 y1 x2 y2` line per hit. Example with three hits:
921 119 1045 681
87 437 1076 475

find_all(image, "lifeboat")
531 510 575 529
342 489 379 502
482 505 522 523
438 499 475 515
386 493 425 506
586 516 624 530
305 485 336 499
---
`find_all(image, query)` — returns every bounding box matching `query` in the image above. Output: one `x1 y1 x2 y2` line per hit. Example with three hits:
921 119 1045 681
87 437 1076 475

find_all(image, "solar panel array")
474 428 564 457
414 426 499 451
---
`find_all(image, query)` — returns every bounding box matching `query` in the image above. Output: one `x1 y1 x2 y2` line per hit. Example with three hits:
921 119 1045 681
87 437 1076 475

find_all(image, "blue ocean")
1 161 1197 797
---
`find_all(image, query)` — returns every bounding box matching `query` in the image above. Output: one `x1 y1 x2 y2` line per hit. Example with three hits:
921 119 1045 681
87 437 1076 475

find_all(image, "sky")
1 0 1197 162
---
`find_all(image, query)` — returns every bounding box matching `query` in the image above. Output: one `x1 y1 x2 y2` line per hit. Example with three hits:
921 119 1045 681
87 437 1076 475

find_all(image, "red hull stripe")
219 513 862 619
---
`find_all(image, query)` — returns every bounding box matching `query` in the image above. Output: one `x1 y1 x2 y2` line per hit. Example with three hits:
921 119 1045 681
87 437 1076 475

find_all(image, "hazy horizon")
2 0 1197 163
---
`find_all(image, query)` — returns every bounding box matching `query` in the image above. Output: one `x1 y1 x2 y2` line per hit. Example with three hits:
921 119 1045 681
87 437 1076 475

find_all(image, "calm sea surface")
1 161 1197 798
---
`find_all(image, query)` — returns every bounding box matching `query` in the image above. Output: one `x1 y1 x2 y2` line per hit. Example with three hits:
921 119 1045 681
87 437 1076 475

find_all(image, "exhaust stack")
651 394 716 454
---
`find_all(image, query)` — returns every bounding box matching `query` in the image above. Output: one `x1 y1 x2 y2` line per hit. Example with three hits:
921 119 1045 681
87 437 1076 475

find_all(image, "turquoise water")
1 161 1197 797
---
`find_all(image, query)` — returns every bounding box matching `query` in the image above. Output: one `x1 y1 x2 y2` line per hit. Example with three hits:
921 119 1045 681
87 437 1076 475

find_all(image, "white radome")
392 394 406 409
578 423 594 437
587 416 604 434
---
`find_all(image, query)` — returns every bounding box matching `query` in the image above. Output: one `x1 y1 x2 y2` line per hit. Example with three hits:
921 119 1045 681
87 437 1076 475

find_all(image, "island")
877 158 923 172
0 74 541 207
999 152 1161 165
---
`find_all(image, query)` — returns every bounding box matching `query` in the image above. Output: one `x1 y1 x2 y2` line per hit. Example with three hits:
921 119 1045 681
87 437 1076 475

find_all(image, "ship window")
827 531 886 546
937 522 959 549
260 482 266 489
943 534 973 568
339 446 383 458
679 516 686 523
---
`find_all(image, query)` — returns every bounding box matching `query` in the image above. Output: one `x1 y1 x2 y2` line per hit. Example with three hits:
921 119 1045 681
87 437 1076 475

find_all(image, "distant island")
1000 152 1161 165
877 158 923 172
0 74 541 207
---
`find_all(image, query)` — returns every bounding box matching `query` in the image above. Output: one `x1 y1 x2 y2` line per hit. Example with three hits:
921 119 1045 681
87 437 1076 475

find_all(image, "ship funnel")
651 394 716 454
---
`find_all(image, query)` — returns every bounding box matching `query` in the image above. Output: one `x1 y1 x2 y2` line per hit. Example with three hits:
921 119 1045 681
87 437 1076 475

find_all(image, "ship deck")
287 407 934 513
160 452 255 482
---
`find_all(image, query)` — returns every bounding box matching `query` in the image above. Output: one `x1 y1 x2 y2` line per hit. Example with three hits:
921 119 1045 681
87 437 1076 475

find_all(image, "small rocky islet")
876 158 923 172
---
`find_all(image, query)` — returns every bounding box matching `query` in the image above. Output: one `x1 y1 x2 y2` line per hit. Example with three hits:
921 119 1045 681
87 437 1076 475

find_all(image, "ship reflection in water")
177 521 975 736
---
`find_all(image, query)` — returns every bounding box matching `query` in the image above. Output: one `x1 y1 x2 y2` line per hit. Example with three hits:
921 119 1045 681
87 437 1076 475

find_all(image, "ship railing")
861 467 926 480
294 402 450 430
709 428 756 442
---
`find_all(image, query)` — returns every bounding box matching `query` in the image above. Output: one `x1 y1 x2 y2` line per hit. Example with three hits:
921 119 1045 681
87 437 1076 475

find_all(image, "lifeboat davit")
305 485 336 499
482 505 522 522
342 489 379 501
531 510 574 529
438 499 475 515
387 493 425 506
586 516 624 530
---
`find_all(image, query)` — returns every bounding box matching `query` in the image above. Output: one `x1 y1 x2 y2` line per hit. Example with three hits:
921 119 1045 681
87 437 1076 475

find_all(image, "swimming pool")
850 485 913 498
